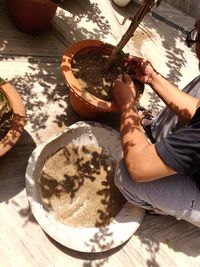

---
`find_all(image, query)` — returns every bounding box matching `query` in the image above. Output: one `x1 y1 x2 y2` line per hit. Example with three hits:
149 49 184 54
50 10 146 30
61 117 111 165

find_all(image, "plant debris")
72 49 127 101
0 89 12 140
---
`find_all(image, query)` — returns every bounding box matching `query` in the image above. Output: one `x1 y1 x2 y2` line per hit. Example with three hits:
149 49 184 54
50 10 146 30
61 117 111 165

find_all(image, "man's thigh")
115 159 200 227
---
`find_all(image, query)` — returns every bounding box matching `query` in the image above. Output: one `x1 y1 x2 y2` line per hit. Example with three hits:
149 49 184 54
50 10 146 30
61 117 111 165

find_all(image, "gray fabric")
115 160 200 227
115 75 200 227
151 75 200 141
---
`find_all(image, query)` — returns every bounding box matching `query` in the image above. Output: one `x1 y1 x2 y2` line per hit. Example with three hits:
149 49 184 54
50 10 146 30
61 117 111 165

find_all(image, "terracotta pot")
6 0 58 34
61 40 144 120
61 40 120 120
0 82 25 157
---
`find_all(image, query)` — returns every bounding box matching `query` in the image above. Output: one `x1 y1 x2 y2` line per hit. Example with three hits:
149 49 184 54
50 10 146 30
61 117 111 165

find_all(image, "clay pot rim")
61 39 120 113
0 82 25 157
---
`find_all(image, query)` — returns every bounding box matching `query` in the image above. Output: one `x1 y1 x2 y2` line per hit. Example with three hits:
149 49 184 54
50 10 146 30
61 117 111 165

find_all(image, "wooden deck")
0 0 200 266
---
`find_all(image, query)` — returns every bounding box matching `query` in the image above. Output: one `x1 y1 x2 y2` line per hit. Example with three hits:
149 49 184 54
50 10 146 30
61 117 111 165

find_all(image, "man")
113 18 200 227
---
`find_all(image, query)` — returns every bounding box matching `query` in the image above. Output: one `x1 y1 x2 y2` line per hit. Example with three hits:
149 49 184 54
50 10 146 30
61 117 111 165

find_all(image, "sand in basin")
39 143 125 227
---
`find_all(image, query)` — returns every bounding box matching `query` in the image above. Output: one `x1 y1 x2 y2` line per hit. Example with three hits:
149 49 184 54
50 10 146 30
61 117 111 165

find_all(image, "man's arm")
113 74 176 182
120 102 176 182
149 72 200 125
129 57 200 125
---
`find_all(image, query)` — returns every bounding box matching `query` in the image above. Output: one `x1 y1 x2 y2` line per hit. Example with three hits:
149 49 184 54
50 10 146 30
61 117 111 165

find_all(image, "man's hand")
127 56 157 84
113 74 137 108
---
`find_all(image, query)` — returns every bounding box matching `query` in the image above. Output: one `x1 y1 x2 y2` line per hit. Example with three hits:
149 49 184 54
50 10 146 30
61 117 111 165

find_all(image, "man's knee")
114 159 140 198
114 159 130 189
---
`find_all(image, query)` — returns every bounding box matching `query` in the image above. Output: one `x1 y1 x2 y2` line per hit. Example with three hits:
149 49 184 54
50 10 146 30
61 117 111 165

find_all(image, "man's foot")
147 210 160 215
147 209 168 216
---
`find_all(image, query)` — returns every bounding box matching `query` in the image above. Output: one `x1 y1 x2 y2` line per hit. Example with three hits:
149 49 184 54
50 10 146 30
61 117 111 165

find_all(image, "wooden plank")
164 0 200 18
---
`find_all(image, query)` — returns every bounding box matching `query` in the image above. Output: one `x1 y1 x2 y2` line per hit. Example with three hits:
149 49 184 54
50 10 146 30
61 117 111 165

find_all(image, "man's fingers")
113 74 123 88
127 56 145 70
116 74 123 81
131 56 144 62
124 74 133 84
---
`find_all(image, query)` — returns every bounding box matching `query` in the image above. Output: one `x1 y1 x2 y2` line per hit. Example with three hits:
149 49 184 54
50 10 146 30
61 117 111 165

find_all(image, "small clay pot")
0 82 25 157
6 0 58 34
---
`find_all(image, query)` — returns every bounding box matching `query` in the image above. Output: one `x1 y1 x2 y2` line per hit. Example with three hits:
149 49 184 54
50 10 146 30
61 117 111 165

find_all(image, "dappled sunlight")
1 58 80 143
139 17 198 113
39 143 125 228
0 0 200 265
55 0 111 42
111 1 198 115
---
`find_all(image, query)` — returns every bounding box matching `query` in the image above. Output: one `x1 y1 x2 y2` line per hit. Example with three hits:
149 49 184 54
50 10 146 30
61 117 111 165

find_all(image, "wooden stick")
106 0 155 70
